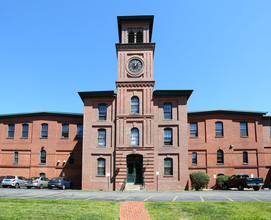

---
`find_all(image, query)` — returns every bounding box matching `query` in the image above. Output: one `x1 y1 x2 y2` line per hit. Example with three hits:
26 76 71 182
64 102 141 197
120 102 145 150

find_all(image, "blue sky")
0 1 270 115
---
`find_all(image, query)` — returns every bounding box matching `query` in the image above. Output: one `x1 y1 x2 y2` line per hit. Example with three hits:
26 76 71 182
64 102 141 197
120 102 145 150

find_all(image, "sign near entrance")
156 171 159 176
106 172 110 177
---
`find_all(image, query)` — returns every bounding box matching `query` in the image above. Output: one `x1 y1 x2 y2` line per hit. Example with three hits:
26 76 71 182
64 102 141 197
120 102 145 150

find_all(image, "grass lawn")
0 198 120 220
145 202 271 220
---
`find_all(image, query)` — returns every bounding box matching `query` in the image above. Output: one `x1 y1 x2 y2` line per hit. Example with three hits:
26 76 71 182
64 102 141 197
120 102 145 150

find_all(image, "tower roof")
117 15 154 43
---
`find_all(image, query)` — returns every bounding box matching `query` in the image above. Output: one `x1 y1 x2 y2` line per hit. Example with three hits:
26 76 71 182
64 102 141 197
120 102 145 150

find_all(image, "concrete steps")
124 183 145 191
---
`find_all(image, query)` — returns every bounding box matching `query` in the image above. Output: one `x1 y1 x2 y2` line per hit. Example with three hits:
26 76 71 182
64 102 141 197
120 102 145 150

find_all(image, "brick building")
0 15 271 190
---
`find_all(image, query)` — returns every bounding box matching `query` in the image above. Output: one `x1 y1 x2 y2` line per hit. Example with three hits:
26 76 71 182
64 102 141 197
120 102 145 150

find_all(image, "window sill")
243 163 248 165
190 137 198 139
13 163 18 165
39 163 46 165
215 136 224 138
61 137 69 139
163 175 173 177
6 137 14 139
241 136 248 138
97 146 106 148
216 163 224 165
96 175 105 177
40 137 48 139
192 163 197 166
163 145 173 147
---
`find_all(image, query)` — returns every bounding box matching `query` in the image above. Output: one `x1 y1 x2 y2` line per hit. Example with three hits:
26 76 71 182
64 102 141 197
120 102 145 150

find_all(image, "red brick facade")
1 16 271 191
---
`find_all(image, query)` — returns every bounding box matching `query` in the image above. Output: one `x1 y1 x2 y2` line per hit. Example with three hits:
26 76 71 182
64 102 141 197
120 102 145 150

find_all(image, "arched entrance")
127 154 143 184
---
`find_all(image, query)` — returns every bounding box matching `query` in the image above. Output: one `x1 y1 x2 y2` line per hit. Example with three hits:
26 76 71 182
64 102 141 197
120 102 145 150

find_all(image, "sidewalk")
119 201 152 220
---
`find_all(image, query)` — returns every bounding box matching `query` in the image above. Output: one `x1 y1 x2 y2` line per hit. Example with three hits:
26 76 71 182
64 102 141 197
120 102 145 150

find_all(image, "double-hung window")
131 96 139 114
190 122 198 137
131 128 139 145
163 103 172 119
14 152 18 164
41 123 48 138
98 129 106 146
98 104 107 120
240 122 248 137
61 124 69 138
164 158 173 175
97 158 105 176
243 152 248 164
215 122 223 137
40 150 46 164
164 128 173 145
192 152 197 165
21 124 29 138
7 124 15 138
77 124 83 138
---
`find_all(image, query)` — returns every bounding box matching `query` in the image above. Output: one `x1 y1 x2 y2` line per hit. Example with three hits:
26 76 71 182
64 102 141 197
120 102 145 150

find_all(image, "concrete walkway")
119 201 152 220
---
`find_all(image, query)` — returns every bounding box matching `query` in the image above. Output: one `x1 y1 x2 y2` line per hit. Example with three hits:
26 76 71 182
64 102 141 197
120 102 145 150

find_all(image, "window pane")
243 152 248 164
163 103 172 119
40 150 46 164
8 124 15 138
215 122 223 137
97 158 105 176
41 124 48 138
69 153 74 164
131 128 139 145
77 124 83 138
190 123 198 137
14 152 18 164
217 150 224 164
164 158 173 175
98 104 107 120
21 124 29 138
98 129 106 146
240 122 248 137
131 97 139 114
136 31 143 43
192 152 197 164
62 124 69 138
164 128 172 145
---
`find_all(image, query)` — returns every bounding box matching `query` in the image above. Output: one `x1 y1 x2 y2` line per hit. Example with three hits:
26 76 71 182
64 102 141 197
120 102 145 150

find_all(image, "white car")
25 177 49 189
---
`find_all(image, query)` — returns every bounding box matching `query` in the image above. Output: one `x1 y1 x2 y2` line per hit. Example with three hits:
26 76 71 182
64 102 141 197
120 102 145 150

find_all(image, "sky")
0 0 270 115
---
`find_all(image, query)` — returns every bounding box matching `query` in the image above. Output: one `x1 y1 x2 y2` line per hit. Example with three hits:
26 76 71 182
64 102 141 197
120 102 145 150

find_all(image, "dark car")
0 176 5 188
48 177 71 190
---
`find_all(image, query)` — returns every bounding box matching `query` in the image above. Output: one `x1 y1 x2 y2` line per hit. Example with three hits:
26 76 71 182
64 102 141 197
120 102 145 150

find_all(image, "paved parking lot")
0 188 270 202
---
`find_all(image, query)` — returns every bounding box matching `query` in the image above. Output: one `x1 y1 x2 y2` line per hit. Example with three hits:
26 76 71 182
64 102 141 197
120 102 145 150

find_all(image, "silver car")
25 177 49 189
1 175 27 188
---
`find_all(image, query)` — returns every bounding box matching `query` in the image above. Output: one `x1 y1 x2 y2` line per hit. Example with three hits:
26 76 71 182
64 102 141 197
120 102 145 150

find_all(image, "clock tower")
115 16 156 190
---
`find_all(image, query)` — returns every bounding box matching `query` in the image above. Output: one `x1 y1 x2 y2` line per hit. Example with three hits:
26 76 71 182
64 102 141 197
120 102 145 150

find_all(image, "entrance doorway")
127 154 143 184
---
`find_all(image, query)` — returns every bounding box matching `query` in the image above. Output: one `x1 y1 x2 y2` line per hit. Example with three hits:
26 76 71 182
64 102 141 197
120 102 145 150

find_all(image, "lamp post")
156 171 159 191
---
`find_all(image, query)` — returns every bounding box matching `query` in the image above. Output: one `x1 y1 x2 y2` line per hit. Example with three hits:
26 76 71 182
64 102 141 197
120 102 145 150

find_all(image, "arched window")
40 150 46 164
131 96 139 114
217 149 224 164
192 152 197 165
21 124 29 138
128 32 134 43
39 173 46 178
164 158 173 175
98 104 107 120
215 122 223 137
164 128 172 145
97 158 105 176
136 31 143 43
41 123 48 138
243 151 248 164
131 128 139 145
98 129 106 146
163 103 172 119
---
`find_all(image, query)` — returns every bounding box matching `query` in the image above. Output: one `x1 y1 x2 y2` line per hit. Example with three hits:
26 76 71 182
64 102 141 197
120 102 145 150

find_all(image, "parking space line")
114 195 129 201
143 196 153 202
225 196 234 201
200 196 204 202
172 196 178 202
248 195 262 201
86 195 104 200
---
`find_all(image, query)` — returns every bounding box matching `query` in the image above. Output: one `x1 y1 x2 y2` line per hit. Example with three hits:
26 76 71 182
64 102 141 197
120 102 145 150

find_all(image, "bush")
216 175 230 189
190 171 210 190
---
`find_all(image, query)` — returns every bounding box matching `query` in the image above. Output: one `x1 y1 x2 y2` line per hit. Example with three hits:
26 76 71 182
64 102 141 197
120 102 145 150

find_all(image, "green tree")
190 171 210 190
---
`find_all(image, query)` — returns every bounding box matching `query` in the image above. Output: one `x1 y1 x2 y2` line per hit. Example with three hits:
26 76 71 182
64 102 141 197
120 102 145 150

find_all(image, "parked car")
0 176 6 188
224 174 264 191
25 177 49 189
48 177 71 189
1 175 27 188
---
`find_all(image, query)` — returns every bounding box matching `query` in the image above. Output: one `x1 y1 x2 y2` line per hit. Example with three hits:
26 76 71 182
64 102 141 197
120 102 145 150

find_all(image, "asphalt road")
0 188 270 202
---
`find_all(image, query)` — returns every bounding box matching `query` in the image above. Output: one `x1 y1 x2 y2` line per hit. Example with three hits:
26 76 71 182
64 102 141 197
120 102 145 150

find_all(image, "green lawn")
145 202 271 220
0 198 120 220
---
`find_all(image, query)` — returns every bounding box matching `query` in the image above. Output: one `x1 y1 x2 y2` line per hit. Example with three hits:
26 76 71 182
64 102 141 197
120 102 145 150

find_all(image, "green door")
126 155 143 184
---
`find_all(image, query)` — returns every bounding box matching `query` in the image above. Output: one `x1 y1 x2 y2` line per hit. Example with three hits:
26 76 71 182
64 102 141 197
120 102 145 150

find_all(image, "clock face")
128 58 143 73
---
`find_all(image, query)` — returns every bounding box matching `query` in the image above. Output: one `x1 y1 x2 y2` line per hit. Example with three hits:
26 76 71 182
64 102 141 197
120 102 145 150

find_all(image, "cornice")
116 43 155 51
116 80 155 88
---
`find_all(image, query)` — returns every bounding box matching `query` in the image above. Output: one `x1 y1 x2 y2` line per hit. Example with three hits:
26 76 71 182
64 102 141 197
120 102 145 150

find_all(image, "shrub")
216 175 230 189
190 171 210 190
